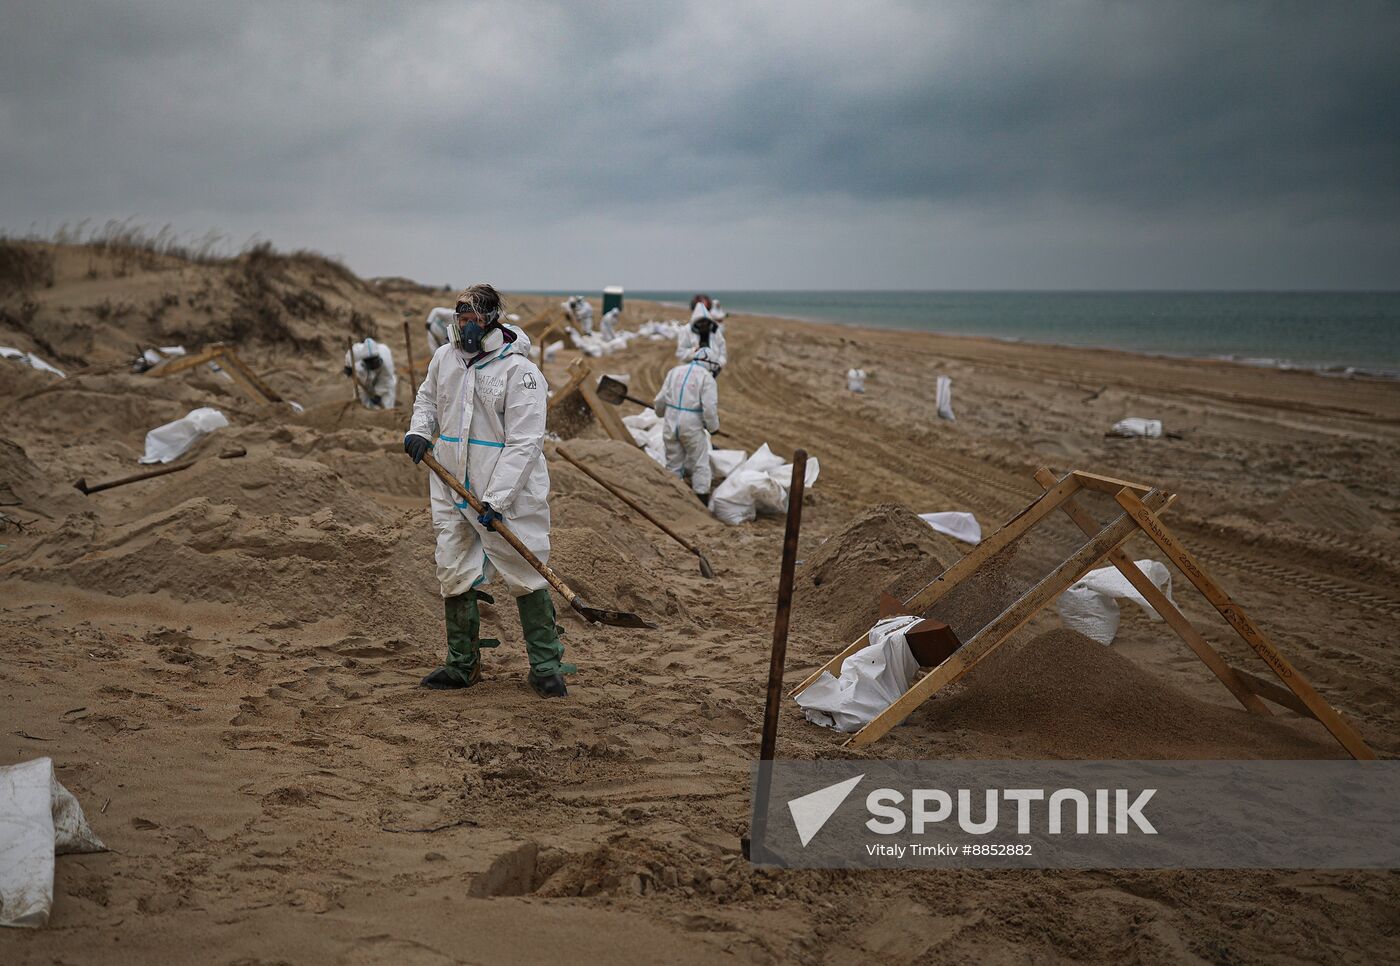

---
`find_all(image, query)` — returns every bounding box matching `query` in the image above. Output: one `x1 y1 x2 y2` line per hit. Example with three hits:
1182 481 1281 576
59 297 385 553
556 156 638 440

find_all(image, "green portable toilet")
602 286 624 315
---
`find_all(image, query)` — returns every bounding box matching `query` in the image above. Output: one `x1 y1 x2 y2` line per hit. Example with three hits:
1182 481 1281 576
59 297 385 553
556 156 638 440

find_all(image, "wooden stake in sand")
746 450 808 860
402 320 418 402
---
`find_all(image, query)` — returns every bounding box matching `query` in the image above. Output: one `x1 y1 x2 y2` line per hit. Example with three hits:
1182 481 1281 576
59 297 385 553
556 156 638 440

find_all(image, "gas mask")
450 304 514 355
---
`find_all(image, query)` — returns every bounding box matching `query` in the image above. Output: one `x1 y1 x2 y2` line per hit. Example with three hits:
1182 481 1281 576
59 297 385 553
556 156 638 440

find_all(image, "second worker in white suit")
654 346 721 504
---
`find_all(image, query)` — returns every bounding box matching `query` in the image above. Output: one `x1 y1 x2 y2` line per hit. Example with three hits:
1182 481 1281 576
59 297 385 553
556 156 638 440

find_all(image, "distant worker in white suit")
403 284 571 698
344 336 397 409
563 295 594 335
675 301 727 372
425 306 456 352
654 346 721 504
599 306 620 340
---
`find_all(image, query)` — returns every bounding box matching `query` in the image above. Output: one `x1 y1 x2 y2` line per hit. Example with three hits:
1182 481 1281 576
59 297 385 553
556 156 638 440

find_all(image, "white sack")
622 411 667 468
708 443 819 525
1110 417 1163 438
0 346 65 378
936 375 955 421
709 448 746 480
139 406 229 464
795 616 923 732
919 511 982 544
0 757 105 928
846 368 866 393
1056 559 1173 645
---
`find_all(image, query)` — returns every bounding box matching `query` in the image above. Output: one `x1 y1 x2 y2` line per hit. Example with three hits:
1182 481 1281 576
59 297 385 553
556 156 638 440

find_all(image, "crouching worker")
345 337 398 409
402 284 573 698
654 346 721 504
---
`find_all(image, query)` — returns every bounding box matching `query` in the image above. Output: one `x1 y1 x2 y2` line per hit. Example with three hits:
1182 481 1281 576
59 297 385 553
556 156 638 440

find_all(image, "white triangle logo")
787 774 864 847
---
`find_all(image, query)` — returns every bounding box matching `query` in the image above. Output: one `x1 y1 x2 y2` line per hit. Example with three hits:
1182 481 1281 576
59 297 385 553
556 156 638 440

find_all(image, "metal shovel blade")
697 550 715 579
570 598 656 629
596 374 630 406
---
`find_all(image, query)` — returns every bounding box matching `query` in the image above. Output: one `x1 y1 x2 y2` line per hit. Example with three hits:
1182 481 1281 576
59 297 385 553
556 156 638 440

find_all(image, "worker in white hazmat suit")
675 301 727 371
654 346 721 503
403 284 572 698
563 296 594 335
344 337 397 409
599 306 620 340
425 306 456 352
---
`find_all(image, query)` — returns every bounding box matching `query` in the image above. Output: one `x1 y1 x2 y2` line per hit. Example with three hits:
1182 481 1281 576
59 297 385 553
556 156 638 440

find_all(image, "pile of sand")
795 503 960 641
0 435 86 520
921 629 1340 759
1270 480 1378 532
131 454 391 522
550 525 690 623
14 497 434 623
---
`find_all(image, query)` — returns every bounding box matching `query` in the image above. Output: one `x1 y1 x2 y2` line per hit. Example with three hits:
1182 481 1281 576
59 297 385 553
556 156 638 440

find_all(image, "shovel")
596 375 731 439
419 452 656 629
74 447 247 495
554 445 715 578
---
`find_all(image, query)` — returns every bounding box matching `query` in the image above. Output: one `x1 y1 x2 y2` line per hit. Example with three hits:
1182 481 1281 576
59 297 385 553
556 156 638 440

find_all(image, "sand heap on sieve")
919 628 1341 760
795 503 962 643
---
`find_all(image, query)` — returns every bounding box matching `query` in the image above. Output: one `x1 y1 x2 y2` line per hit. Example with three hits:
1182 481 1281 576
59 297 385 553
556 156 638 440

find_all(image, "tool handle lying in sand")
554 445 715 579
73 447 247 495
419 452 656 629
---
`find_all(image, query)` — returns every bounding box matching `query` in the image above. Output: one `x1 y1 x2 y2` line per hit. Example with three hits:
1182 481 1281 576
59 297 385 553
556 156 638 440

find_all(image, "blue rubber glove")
477 502 501 531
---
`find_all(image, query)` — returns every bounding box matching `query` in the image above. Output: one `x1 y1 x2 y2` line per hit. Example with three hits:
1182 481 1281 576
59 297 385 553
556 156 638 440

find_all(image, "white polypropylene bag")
708 443 819 525
709 448 746 480
1110 417 1162 438
622 411 667 468
795 616 923 732
846 368 866 393
0 346 65 378
139 407 229 464
1056 559 1173 645
919 511 982 544
0 757 105 928
936 375 955 421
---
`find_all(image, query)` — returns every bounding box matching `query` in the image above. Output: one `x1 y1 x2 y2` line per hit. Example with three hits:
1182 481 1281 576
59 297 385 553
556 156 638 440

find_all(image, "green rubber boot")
421 590 499 689
516 589 574 698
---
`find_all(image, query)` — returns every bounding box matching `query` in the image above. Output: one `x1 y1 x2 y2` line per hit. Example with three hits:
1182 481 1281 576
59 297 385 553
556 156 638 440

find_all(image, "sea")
539 291 1400 379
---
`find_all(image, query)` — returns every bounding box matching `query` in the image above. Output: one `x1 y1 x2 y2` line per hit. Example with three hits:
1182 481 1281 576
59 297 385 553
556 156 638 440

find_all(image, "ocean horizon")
525 290 1400 378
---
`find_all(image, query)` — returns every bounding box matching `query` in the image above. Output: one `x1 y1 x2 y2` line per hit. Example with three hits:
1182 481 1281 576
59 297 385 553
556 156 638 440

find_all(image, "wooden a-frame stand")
790 468 1375 760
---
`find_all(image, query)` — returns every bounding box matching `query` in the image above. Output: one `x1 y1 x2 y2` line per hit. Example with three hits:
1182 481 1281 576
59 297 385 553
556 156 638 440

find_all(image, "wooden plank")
1071 470 1153 495
145 343 225 377
546 359 590 413
1232 667 1318 720
1034 468 1269 716
788 470 1085 698
217 347 283 403
845 489 1171 749
1114 488 1375 760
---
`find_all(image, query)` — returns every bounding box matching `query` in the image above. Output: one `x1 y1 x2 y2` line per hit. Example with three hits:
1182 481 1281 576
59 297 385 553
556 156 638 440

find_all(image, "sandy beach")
3 243 1399 963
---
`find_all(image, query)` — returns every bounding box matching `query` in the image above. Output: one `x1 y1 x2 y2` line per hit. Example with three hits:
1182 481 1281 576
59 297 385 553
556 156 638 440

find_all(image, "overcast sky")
2 1 1398 289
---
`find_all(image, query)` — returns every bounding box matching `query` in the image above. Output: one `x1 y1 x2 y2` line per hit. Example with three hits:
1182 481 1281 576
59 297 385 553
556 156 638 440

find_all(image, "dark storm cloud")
1 0 1397 287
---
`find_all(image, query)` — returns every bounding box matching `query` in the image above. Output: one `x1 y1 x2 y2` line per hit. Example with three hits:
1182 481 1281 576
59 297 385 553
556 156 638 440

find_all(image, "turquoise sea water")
560 291 1400 377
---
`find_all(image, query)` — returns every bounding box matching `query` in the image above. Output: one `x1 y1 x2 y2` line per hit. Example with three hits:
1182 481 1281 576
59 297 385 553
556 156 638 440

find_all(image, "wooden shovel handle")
554 446 702 557
420 451 579 607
